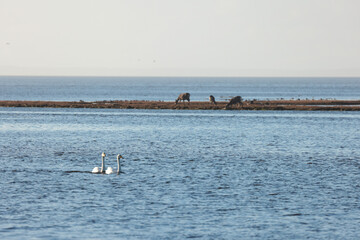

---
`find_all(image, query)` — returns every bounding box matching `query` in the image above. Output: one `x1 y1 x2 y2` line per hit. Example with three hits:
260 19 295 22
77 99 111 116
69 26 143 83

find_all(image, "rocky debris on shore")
1 99 360 111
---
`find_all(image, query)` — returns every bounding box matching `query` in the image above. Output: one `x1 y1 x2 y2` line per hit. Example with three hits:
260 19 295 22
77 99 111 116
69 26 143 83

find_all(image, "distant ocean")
0 76 359 101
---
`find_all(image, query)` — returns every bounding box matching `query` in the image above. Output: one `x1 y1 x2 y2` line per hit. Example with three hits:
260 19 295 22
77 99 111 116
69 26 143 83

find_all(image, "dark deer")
226 96 243 109
209 95 216 105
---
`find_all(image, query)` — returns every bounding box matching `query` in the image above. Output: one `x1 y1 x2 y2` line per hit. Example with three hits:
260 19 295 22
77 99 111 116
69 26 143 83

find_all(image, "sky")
1 0 360 77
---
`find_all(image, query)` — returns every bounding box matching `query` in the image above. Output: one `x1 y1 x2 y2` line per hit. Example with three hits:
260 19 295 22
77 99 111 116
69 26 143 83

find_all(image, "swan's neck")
117 158 121 174
101 156 105 173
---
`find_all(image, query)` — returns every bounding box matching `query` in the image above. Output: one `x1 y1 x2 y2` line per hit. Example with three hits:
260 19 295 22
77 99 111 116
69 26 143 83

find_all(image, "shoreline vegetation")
1 99 360 111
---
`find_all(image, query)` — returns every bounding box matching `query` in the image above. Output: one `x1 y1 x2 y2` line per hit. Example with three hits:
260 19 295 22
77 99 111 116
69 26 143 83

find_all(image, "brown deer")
175 93 190 104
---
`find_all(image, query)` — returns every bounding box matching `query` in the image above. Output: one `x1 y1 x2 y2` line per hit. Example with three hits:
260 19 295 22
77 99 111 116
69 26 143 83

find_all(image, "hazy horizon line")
1 75 360 79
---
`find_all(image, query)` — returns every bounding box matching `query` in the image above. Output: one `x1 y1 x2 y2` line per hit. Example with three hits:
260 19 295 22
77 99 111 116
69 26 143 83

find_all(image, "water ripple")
1 108 360 239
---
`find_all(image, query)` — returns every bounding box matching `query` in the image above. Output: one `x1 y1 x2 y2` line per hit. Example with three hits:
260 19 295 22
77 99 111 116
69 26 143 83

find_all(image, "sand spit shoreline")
1 100 360 111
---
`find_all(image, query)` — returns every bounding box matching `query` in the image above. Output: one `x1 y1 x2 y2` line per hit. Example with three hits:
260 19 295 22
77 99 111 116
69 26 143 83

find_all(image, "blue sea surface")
1 107 360 239
0 76 359 101
1 77 360 239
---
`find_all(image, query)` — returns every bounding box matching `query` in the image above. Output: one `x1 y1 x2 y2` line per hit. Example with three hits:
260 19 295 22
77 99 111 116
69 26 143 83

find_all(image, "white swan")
92 167 100 173
105 166 114 174
105 154 123 174
117 154 124 174
92 152 106 173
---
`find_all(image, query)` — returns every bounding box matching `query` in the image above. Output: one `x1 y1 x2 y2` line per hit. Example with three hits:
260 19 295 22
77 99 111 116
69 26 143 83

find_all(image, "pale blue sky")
1 0 360 76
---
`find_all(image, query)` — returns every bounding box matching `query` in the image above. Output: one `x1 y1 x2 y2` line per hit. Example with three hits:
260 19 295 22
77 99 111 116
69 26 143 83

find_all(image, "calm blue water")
1 77 360 239
0 76 359 101
1 107 360 239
